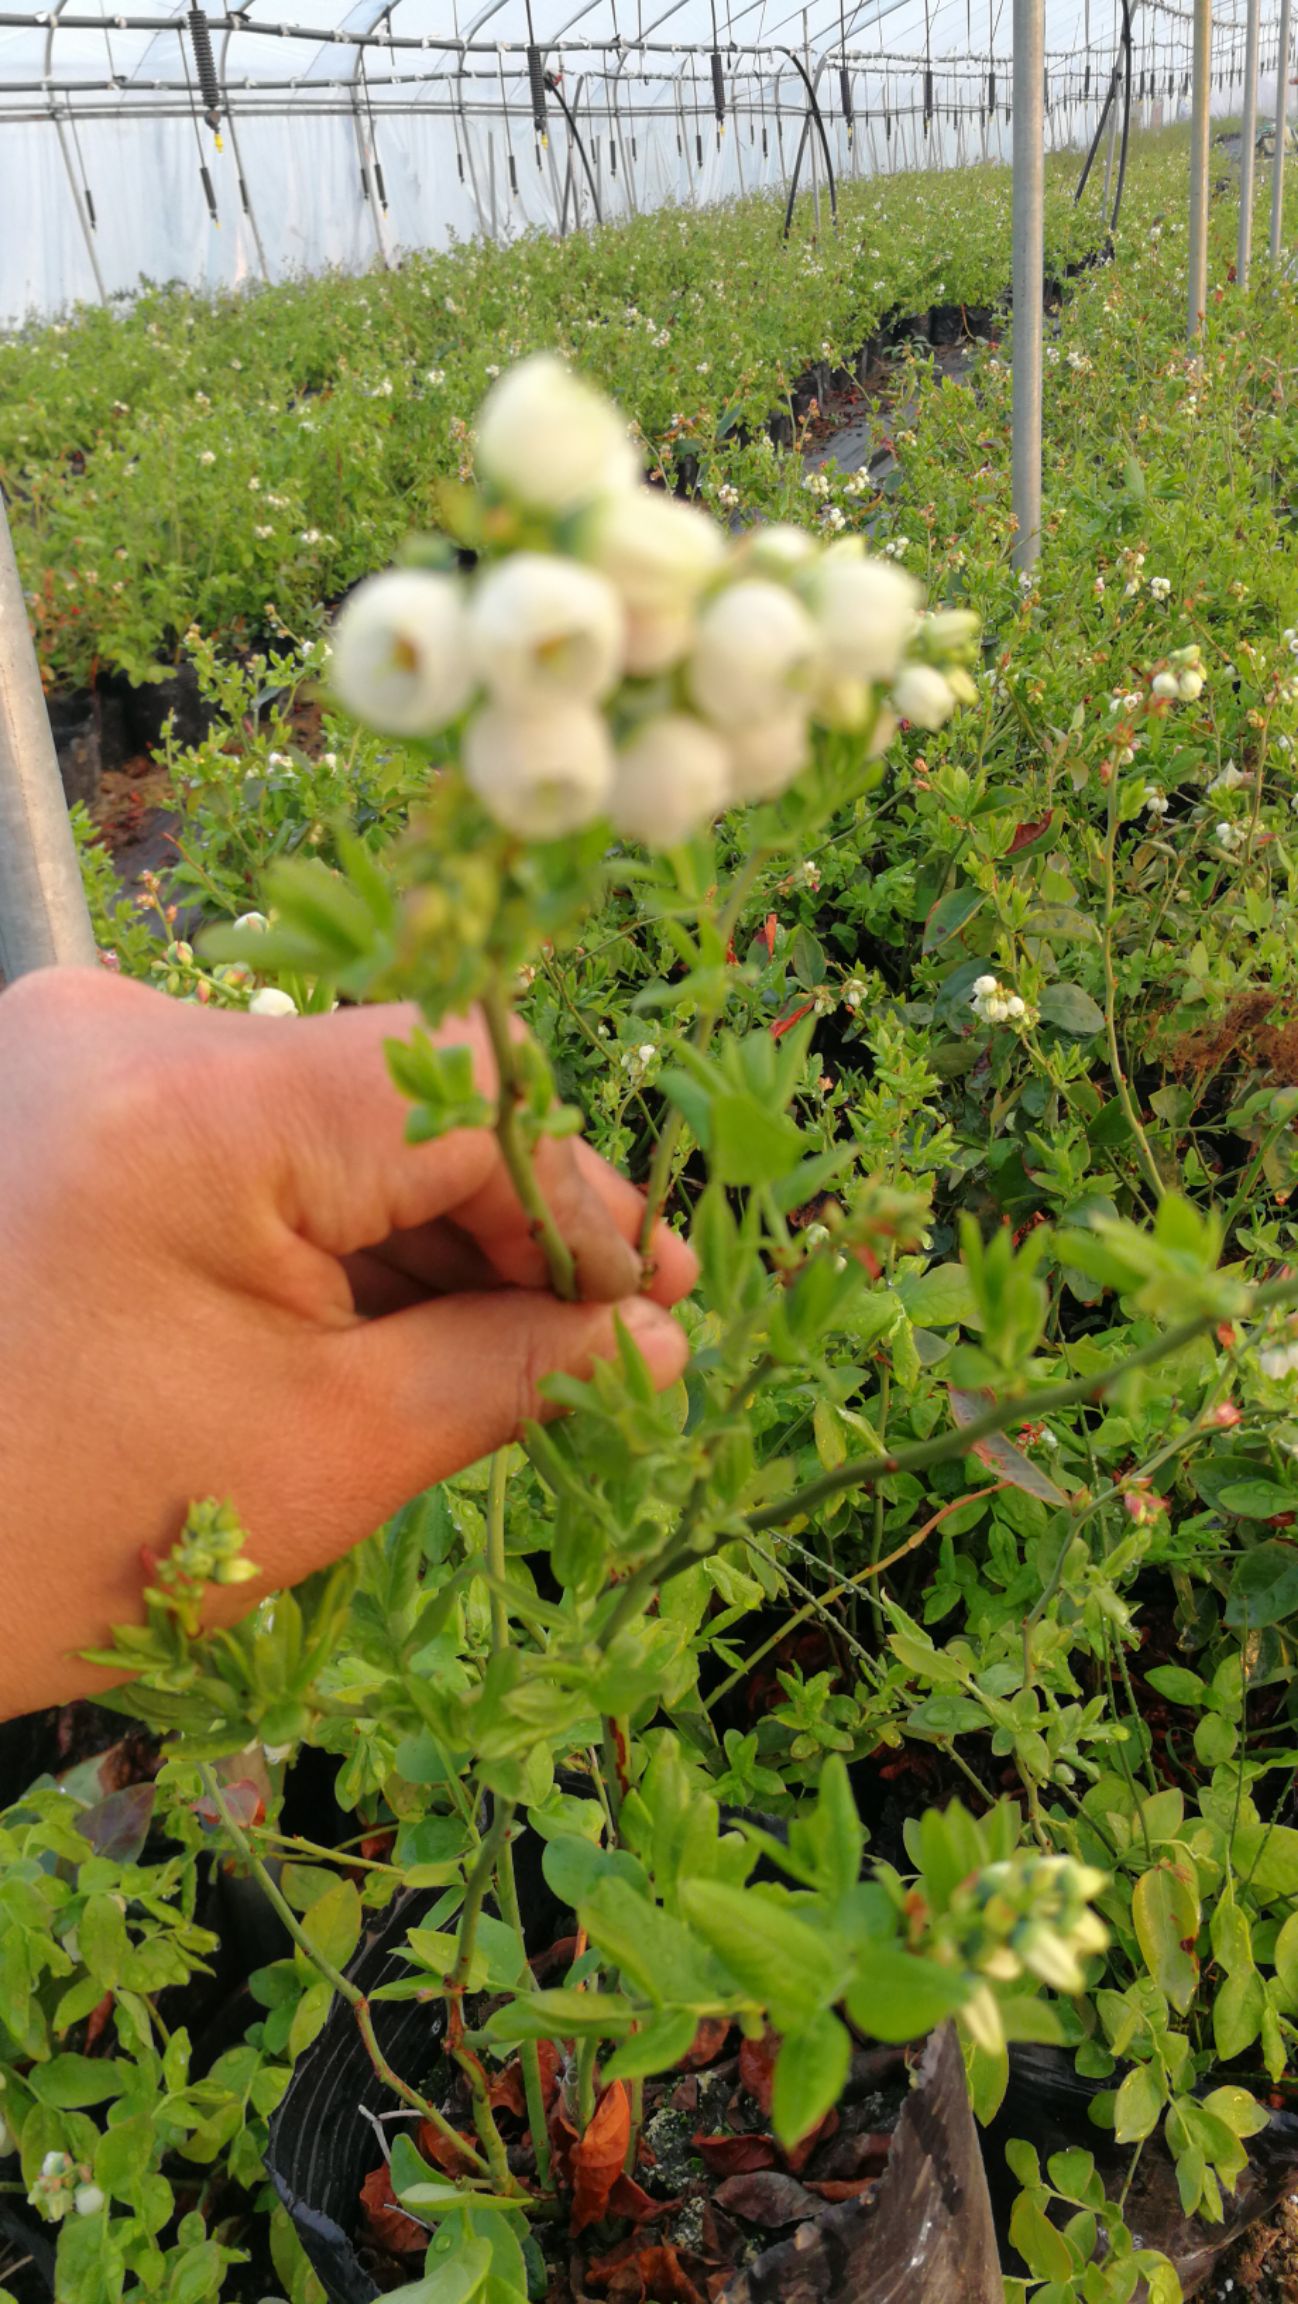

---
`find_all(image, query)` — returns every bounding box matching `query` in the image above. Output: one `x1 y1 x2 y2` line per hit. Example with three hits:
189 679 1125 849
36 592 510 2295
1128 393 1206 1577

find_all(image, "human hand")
0 967 696 1718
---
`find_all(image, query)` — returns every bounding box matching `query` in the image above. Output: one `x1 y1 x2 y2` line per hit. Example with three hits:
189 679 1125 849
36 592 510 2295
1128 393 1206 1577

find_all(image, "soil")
353 2026 909 2302
1204 2192 1298 2300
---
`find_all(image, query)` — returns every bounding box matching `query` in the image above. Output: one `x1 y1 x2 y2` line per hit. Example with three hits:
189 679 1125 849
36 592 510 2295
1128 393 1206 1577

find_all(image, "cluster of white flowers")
1215 820 1245 854
1151 644 1205 703
330 355 978 850
970 973 1028 1026
1259 1339 1298 1381
1149 575 1172 601
28 2152 104 2224
1143 784 1170 816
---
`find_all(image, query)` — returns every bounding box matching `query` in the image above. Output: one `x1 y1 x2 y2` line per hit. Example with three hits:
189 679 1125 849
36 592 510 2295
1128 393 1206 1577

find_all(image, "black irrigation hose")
780 47 838 240
1071 0 1132 237
546 71 603 224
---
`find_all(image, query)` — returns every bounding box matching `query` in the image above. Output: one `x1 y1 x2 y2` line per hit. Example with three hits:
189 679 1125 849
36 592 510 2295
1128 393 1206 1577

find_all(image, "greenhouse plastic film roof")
0 0 1278 324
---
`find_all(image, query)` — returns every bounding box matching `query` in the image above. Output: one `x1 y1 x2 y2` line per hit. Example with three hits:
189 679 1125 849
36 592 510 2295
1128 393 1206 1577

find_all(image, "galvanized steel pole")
1011 0 1044 572
1270 0 1293 262
1187 0 1213 334
0 495 97 979
1238 0 1261 283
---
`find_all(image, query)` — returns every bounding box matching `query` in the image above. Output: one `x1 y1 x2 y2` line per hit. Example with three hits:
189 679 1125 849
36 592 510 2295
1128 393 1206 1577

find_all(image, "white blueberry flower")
233 911 270 933
1259 1342 1298 1380
803 552 920 718
1151 670 1179 699
1177 669 1204 701
74 2186 106 2218
688 580 821 731
609 714 730 847
892 662 957 730
248 987 298 1018
1143 786 1170 815
468 553 624 707
1149 575 1172 600
199 450 216 466
476 353 639 514
1209 762 1245 792
725 709 811 803
584 491 724 675
464 698 614 838
331 568 473 736
742 524 818 579
1215 820 1244 853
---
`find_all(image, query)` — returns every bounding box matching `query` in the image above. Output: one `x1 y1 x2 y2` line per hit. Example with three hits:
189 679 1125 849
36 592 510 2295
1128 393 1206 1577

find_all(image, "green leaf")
602 2009 700 2081
896 1264 978 1329
299 1878 362 1975
1113 2060 1166 2142
1233 1823 1298 1896
28 2055 129 2110
1275 1910 1298 2008
1145 1667 1206 1706
1037 983 1105 1036
1200 2084 1269 2140
579 1878 727 2009
771 2012 852 2146
791 926 827 987
1226 1541 1298 1629
382 2235 494 2304
1008 2189 1075 2283
922 887 985 954
1219 1481 1298 1520
478 1989 635 2043
1213 1967 1263 2060
709 1095 807 1187
1132 1865 1200 2015
677 1880 849 2033
844 1942 971 2042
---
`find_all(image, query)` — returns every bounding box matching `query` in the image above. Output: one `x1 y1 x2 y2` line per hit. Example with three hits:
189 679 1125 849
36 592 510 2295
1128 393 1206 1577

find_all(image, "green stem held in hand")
481 978 577 1303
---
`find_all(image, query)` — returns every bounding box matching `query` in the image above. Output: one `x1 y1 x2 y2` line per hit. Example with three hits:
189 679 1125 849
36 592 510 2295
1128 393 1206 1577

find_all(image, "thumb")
300 1290 689 1548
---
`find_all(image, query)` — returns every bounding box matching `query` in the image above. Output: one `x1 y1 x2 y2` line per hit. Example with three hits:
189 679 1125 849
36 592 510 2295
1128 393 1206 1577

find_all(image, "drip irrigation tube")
780 46 838 236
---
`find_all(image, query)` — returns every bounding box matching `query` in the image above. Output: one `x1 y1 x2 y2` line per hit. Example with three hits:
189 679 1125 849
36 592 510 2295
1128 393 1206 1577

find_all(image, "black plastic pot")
928 303 964 348
265 1880 1004 2304
101 663 217 757
45 690 101 811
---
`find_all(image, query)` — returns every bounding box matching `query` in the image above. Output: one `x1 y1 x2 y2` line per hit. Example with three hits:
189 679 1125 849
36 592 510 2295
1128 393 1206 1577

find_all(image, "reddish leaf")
669 2075 700 2114
948 1389 1069 1507
680 2017 732 2070
415 2120 478 2177
571 2082 632 2235
358 2164 426 2256
782 2106 838 2175
771 999 815 1042
807 2176 880 2203
83 1993 115 2051
192 1777 264 1829
714 2170 822 2226
815 2128 892 2179
692 2133 777 2177
487 2061 528 2118
606 2171 674 2225
1006 811 1054 854
738 2029 779 2117
586 2240 707 2304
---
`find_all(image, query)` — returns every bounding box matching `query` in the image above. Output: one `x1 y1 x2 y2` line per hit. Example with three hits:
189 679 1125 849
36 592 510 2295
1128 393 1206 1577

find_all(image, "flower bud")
610 714 730 848
724 709 811 803
806 553 921 688
464 699 614 839
468 553 625 708
248 987 298 1018
476 354 639 514
892 663 957 730
585 492 725 675
331 568 473 736
688 580 821 730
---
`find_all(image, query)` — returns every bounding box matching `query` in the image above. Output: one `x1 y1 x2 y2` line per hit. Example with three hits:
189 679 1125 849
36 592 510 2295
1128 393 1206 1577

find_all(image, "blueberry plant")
4 123 1298 2304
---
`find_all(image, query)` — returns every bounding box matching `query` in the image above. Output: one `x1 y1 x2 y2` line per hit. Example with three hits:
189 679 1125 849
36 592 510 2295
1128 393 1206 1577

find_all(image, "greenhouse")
2 0 1298 2292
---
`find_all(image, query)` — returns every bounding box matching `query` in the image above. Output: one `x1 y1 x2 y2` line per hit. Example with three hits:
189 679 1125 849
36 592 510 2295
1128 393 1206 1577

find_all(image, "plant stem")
741 1268 1298 1539
1102 776 1166 1202
638 846 772 1254
482 1447 554 2191
575 2035 598 2131
481 978 577 1302
196 1765 489 2178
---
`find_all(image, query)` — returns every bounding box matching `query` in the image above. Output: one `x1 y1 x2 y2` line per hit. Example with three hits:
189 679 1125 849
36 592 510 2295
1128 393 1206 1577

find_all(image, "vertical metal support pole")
220 104 272 282
0 496 97 979
1238 0 1260 282
1270 0 1293 261
805 21 821 229
1187 0 1212 333
350 86 391 266
51 112 108 306
1011 0 1044 573
1102 67 1119 208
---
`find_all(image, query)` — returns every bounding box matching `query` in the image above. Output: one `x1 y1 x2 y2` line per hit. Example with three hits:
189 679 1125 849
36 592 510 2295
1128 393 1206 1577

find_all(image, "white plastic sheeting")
0 0 1272 325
